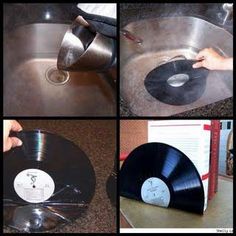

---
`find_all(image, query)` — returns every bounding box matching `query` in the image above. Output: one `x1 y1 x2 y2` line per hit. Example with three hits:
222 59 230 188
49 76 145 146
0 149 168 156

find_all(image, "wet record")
144 60 209 105
120 143 205 214
3 130 96 232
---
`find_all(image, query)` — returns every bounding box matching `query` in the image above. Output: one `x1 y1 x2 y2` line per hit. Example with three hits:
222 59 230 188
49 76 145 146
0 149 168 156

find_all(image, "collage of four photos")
3 2 233 234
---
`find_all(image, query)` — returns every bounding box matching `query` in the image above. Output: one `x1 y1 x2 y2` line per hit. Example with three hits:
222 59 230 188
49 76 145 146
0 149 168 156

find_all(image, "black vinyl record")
106 157 117 207
3 130 96 232
120 143 205 214
144 60 209 105
106 171 117 207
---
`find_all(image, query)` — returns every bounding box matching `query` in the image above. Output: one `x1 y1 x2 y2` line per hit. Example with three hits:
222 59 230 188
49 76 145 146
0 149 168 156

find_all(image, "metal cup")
57 16 116 71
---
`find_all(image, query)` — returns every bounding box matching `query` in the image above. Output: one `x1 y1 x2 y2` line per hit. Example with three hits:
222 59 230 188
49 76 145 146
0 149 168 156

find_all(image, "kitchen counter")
120 97 233 117
3 120 116 233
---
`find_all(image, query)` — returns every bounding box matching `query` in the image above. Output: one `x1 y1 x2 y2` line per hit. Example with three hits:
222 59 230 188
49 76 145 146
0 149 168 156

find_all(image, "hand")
77 3 116 19
74 3 117 38
192 48 233 70
3 120 23 152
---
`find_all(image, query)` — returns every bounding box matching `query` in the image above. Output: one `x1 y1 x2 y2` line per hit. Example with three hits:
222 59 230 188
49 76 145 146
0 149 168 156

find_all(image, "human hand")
74 3 117 38
192 48 233 70
3 120 23 152
77 3 116 19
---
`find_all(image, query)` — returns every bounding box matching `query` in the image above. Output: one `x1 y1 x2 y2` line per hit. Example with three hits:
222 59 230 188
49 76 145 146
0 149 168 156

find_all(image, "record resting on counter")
3 130 96 233
120 143 205 214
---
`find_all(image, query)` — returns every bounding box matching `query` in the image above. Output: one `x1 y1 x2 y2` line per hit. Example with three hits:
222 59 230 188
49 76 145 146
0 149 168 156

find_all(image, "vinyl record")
106 157 117 207
106 171 117 207
3 130 96 232
120 143 204 214
144 60 209 105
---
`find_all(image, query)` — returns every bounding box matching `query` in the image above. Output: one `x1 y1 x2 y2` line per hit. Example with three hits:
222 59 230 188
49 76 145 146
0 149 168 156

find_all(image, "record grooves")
120 143 205 214
4 130 96 232
144 60 209 105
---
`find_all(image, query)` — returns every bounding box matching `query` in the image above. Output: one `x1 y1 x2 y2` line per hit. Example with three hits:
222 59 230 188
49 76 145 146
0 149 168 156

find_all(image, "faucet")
221 3 233 25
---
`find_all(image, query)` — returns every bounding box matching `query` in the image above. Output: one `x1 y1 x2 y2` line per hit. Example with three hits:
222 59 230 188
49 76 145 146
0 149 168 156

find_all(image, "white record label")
141 177 170 207
14 169 55 203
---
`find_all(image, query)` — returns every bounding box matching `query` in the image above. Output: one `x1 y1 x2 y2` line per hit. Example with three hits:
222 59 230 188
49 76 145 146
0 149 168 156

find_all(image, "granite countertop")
120 97 233 117
3 120 116 233
119 3 233 117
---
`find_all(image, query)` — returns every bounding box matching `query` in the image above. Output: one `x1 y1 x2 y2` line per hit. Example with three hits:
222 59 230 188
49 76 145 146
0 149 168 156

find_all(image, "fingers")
11 137 23 148
192 61 203 68
10 120 23 132
195 51 205 61
4 137 22 152
76 15 90 27
193 48 212 69
3 120 23 152
195 47 212 60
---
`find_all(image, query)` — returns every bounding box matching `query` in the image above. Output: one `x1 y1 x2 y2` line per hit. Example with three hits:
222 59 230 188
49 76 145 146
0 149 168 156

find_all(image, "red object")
120 153 129 161
203 124 211 131
208 120 221 200
201 172 209 181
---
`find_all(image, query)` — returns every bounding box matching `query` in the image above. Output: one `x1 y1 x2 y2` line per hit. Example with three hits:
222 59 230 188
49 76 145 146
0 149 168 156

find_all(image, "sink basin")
120 17 233 116
4 23 116 116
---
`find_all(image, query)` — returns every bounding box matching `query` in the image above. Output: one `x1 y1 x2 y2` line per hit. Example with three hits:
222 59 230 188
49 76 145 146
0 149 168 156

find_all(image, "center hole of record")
167 73 189 87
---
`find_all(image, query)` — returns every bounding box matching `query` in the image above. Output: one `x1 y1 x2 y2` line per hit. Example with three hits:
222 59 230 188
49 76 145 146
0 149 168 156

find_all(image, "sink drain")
45 66 69 85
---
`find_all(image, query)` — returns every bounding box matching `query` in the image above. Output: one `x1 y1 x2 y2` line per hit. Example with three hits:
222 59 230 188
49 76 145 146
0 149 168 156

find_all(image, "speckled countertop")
3 120 116 233
120 3 233 117
120 97 233 117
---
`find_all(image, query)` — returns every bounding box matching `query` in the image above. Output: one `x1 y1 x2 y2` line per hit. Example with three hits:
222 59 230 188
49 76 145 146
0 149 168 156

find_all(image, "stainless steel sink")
4 23 116 116
120 17 233 116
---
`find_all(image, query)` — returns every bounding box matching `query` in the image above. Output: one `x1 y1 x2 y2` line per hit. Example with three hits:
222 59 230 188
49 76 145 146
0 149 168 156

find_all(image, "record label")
141 177 170 207
14 169 55 203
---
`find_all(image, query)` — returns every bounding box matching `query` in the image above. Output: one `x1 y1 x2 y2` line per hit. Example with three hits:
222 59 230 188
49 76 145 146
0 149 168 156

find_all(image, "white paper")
148 120 211 211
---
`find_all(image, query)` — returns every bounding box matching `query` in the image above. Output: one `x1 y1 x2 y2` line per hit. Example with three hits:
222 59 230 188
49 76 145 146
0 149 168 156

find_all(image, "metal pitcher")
57 16 116 71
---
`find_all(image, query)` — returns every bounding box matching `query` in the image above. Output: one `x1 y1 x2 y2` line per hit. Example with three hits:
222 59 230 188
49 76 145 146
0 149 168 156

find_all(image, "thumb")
192 61 203 68
10 137 23 148
4 137 22 152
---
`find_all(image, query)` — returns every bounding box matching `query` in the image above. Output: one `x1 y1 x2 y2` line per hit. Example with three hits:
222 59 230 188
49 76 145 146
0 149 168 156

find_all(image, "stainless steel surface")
57 17 115 71
120 17 233 116
222 3 233 25
4 24 116 116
